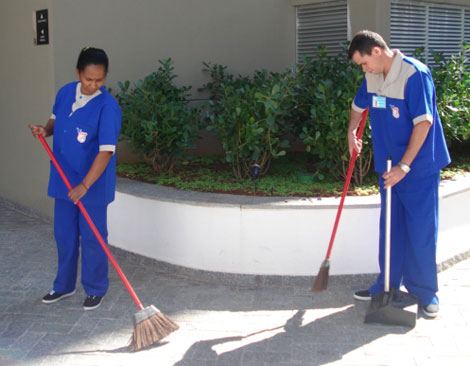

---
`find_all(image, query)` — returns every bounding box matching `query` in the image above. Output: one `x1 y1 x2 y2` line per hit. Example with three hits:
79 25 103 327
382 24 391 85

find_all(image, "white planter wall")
108 175 470 277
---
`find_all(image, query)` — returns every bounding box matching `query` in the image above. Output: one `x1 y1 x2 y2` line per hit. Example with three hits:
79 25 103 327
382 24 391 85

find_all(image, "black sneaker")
42 290 76 304
421 304 439 318
83 295 103 311
354 290 372 301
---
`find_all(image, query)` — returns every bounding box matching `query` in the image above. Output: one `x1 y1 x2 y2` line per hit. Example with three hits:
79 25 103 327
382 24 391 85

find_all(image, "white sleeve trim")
413 114 433 126
100 145 116 155
352 101 366 113
50 113 56 120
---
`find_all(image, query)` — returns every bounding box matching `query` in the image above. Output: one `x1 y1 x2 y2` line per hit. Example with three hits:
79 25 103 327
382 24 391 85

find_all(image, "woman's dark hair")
76 47 109 74
348 30 388 60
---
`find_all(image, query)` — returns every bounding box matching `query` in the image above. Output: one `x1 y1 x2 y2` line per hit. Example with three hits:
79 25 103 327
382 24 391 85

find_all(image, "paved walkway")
0 197 469 366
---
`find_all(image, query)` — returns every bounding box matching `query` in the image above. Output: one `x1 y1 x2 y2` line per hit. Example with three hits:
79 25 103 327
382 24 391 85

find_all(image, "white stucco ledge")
108 174 470 279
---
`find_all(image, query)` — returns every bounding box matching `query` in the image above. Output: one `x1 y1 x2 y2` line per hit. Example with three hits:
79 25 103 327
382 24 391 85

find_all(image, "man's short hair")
348 30 389 60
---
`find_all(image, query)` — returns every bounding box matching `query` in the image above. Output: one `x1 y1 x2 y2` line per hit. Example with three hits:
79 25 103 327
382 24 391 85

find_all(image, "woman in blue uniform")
29 47 122 311
347 31 450 318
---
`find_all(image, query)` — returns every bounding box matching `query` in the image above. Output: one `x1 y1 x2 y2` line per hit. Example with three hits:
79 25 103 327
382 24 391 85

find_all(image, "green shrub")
292 46 373 184
429 43 470 145
117 59 201 173
116 43 469 184
201 63 296 179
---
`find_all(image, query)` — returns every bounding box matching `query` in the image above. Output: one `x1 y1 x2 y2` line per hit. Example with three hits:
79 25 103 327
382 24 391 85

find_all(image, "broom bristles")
129 305 179 351
312 259 330 292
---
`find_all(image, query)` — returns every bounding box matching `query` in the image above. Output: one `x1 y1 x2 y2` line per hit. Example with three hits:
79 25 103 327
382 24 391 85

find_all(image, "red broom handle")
38 134 144 311
325 109 369 259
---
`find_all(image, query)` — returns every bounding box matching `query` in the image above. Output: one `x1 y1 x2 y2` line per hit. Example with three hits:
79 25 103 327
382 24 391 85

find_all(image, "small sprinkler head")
249 164 261 192
249 164 261 180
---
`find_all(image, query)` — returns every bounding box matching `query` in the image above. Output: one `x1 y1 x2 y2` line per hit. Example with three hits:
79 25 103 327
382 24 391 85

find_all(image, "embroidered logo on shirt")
390 105 400 119
76 128 88 143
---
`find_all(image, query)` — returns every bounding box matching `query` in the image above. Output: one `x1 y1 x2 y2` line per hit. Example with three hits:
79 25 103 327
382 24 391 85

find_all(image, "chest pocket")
73 106 100 143
59 109 101 174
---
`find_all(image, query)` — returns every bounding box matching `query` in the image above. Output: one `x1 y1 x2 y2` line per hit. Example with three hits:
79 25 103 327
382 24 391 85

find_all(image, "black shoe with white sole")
42 290 76 304
354 290 372 301
83 295 103 311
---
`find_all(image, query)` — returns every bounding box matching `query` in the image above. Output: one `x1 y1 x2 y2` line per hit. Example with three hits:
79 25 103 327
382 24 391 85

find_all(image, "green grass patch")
117 146 469 197
117 152 377 197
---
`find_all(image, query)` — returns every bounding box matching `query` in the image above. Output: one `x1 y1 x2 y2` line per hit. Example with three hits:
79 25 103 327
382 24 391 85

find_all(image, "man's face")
352 47 383 74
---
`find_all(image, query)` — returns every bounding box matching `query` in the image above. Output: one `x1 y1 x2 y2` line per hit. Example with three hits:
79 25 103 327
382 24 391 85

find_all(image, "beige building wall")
0 0 56 214
0 0 296 215
348 0 390 41
51 0 296 95
2 0 469 215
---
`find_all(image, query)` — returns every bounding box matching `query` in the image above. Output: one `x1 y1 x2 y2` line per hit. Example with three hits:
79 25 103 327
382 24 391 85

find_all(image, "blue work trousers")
52 199 109 297
369 172 440 306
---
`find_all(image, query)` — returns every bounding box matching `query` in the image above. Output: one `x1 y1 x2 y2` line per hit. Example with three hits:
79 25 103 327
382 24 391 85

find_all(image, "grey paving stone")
1 196 470 366
216 351 242 366
0 336 17 349
10 331 46 350
29 321 75 334
25 340 59 358
190 343 219 361
241 350 265 363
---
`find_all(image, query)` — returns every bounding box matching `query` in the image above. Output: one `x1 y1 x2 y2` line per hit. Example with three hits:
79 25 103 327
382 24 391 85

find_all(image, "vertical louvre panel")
428 5 463 60
296 1 348 62
391 0 470 64
390 2 427 58
465 9 470 43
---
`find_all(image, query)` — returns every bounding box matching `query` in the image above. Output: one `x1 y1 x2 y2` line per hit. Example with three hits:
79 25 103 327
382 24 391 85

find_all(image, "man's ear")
371 46 383 56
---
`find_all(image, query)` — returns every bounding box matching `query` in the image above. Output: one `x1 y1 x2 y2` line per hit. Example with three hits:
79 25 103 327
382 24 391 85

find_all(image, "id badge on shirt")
372 95 386 109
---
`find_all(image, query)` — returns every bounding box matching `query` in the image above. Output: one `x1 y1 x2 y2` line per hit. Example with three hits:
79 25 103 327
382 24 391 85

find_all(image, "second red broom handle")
38 134 144 311
325 109 369 259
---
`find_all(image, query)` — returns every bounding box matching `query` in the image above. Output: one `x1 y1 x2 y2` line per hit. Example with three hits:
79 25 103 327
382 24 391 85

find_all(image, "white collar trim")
69 82 102 116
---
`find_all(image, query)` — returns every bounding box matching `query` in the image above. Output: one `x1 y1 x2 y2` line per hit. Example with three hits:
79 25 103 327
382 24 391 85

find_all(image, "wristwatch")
398 162 411 173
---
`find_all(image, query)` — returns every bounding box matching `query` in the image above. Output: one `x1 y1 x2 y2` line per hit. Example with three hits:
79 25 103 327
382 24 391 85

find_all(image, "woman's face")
76 64 107 95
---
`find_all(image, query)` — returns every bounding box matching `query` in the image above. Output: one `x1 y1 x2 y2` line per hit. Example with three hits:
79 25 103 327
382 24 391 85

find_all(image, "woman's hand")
68 151 113 204
68 182 88 204
29 118 55 138
29 124 47 138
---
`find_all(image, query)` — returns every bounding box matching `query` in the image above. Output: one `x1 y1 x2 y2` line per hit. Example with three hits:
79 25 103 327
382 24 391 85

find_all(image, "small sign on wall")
33 9 49 45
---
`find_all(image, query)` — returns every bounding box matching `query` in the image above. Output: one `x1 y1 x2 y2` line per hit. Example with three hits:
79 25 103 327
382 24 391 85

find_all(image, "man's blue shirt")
352 50 450 176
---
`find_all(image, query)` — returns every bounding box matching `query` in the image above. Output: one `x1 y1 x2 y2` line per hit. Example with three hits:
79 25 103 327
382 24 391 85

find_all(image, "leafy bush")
200 52 373 183
292 46 373 184
117 59 201 173
116 43 469 186
429 43 470 145
201 63 296 179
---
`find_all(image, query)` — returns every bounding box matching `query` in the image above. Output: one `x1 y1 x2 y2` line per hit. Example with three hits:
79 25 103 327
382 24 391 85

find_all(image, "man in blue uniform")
347 30 450 318
30 47 121 311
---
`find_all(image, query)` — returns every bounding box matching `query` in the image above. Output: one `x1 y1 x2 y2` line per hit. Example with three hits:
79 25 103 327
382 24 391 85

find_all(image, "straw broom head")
129 305 179 351
312 258 330 292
